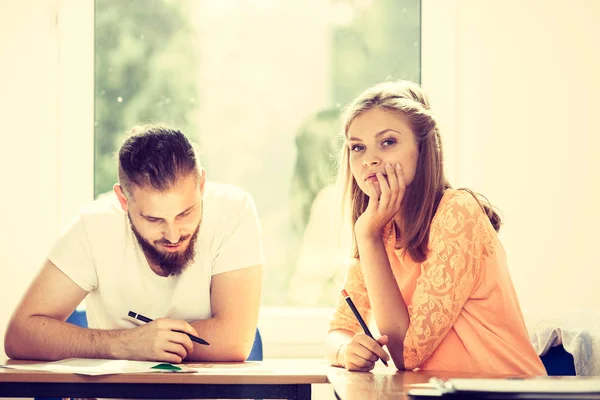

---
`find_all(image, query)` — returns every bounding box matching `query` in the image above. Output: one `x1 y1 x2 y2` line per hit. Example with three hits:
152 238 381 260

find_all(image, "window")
94 0 421 312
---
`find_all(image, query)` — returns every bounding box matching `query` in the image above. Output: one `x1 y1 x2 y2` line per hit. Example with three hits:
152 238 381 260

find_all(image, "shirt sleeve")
47 216 98 292
329 257 372 334
403 192 495 370
211 192 265 275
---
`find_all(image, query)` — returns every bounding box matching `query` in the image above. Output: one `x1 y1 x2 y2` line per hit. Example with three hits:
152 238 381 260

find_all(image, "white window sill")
258 307 333 359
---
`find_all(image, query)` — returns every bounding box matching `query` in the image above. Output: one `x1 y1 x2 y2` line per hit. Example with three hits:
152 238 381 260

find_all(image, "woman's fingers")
343 333 390 372
376 172 390 209
386 162 399 206
347 358 375 372
345 342 377 371
365 180 379 210
395 163 406 209
348 341 380 363
356 334 391 363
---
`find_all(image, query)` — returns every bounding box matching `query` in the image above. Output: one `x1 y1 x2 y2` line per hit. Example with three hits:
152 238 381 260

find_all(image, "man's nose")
162 224 181 244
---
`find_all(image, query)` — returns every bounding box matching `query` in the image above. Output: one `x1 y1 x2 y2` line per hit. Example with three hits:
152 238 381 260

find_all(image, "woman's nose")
362 151 381 167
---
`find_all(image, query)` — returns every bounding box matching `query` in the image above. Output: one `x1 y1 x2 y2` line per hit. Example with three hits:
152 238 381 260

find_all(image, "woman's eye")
350 144 365 152
382 138 396 147
147 218 159 223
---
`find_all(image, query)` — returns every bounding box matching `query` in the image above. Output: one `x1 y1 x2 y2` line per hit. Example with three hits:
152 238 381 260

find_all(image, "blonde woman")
326 81 546 375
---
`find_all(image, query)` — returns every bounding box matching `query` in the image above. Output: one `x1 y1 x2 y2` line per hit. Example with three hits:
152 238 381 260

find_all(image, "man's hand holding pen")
116 314 202 363
124 318 198 363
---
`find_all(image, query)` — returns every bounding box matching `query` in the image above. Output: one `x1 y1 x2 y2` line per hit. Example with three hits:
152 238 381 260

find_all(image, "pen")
127 311 210 345
341 289 388 367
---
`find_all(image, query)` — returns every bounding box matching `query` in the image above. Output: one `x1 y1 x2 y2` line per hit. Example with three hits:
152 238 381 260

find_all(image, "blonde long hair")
338 81 500 262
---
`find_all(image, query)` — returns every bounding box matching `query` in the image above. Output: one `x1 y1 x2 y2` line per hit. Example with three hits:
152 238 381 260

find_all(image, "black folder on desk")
408 378 600 399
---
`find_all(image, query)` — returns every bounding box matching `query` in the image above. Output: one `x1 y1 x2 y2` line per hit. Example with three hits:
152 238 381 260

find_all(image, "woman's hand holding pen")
339 333 391 372
355 162 406 242
116 318 199 363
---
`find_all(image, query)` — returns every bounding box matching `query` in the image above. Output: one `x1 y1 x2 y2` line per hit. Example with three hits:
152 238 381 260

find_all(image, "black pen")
341 289 388 367
128 311 210 345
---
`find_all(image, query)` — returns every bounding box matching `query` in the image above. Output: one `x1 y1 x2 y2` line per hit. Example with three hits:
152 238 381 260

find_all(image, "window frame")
57 0 95 230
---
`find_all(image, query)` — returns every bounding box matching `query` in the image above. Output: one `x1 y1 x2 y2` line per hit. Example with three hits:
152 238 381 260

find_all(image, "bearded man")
5 124 263 363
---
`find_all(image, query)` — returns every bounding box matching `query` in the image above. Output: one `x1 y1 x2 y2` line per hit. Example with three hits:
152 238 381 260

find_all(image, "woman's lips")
365 173 386 182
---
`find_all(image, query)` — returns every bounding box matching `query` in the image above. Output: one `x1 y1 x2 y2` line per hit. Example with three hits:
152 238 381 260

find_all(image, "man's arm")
185 264 263 362
4 260 197 362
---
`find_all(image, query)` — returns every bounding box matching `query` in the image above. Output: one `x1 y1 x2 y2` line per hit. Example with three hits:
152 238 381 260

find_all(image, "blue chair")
247 328 263 361
540 344 576 376
66 309 88 328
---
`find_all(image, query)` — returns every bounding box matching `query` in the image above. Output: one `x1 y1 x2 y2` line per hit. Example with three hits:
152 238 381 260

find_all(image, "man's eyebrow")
348 129 402 142
140 204 196 220
139 212 162 220
177 204 196 216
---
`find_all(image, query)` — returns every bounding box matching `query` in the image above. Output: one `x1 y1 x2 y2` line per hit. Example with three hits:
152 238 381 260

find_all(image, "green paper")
151 363 182 371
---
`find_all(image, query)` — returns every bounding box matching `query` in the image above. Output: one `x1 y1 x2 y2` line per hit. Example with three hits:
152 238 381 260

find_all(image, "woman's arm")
353 162 410 369
326 258 391 371
354 233 409 369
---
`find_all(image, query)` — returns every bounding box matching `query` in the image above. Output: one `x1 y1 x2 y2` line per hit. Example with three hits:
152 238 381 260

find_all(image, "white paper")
406 382 437 388
185 362 273 374
0 358 194 376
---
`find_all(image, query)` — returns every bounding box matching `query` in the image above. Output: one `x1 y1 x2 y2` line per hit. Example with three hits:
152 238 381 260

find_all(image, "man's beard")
128 214 200 277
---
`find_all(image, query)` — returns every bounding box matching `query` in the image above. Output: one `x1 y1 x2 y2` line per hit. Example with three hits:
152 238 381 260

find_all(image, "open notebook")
408 377 600 399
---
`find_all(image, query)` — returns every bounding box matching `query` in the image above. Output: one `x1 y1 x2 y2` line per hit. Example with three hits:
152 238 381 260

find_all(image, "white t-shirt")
48 182 264 330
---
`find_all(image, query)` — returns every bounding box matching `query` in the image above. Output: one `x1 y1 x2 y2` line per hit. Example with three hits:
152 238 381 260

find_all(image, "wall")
423 0 600 317
0 0 60 361
0 0 93 360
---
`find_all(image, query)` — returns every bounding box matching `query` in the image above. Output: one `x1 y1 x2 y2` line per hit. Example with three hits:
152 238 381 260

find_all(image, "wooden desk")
327 366 516 400
328 367 600 400
0 359 328 399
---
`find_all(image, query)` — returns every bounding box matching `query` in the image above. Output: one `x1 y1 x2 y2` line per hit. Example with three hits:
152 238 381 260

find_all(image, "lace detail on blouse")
403 191 495 369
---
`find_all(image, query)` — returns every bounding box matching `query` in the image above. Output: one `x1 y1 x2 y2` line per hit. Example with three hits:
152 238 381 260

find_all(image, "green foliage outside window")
332 0 421 105
94 0 199 197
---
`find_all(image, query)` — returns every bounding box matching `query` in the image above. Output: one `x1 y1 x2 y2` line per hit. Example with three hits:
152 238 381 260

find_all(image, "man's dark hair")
118 124 199 197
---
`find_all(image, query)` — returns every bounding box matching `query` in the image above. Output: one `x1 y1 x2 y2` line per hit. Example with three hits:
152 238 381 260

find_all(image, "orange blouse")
329 189 546 375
